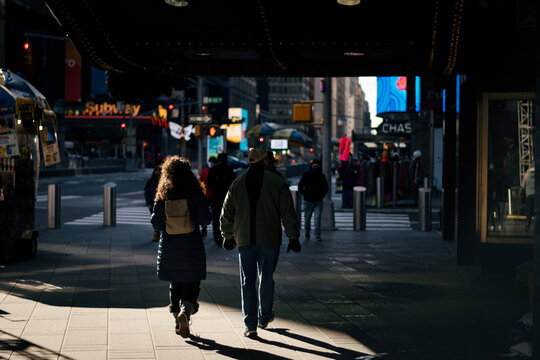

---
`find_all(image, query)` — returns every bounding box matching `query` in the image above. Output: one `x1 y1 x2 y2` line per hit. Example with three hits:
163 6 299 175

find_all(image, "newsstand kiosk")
0 70 60 262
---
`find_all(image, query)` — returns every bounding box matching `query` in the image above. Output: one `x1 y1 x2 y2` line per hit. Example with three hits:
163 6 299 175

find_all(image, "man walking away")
298 159 328 242
207 153 235 246
220 148 300 338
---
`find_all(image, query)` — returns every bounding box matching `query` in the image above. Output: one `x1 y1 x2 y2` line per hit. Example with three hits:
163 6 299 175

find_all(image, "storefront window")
481 93 535 242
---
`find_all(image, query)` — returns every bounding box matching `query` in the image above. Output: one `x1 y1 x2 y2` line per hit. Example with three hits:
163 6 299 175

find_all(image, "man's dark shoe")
243 330 257 338
177 312 190 338
305 233 310 239
258 311 275 329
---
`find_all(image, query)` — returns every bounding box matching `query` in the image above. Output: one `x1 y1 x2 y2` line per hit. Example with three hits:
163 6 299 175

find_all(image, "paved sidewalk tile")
0 217 529 359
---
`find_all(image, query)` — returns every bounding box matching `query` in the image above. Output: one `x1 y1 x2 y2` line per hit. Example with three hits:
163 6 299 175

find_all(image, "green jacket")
220 168 300 247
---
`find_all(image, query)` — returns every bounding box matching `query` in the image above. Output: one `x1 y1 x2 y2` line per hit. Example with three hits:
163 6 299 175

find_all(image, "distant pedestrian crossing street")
65 206 412 231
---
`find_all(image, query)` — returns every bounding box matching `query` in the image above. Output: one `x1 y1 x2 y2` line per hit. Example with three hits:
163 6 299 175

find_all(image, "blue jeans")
238 245 280 331
304 200 323 238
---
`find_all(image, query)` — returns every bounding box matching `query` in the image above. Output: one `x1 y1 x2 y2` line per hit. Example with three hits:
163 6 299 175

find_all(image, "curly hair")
155 156 205 201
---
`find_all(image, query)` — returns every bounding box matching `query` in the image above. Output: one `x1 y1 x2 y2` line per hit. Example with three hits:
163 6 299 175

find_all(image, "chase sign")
378 121 411 135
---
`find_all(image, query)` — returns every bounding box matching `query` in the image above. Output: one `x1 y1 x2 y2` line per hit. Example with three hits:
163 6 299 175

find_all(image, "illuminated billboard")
228 108 248 151
376 76 420 116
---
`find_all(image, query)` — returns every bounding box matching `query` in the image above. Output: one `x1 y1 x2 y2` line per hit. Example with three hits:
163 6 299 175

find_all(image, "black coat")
207 164 236 205
151 190 212 283
298 170 328 202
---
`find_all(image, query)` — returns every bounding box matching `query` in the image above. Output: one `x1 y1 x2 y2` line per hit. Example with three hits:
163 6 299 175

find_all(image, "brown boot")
152 231 160 242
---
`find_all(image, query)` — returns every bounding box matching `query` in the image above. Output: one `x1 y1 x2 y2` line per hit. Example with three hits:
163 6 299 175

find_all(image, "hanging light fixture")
337 0 361 5
165 0 188 7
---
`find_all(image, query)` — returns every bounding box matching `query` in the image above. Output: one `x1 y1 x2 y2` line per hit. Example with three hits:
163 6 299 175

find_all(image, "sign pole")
197 77 204 169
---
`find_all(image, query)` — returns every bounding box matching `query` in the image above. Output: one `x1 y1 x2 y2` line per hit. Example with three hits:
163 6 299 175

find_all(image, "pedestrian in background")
220 148 300 338
298 159 328 242
410 150 424 205
207 153 236 246
144 164 161 242
338 159 356 208
151 156 212 338
367 153 380 206
198 156 217 236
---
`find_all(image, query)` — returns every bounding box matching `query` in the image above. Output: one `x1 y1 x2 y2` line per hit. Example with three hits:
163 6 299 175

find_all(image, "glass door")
478 92 536 244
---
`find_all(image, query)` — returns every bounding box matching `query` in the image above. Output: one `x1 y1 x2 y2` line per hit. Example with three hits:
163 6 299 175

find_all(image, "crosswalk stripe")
65 206 413 231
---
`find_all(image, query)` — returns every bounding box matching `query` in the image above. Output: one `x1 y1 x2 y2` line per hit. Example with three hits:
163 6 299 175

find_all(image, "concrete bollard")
104 183 117 226
289 185 302 228
48 184 61 229
353 186 367 231
418 187 432 231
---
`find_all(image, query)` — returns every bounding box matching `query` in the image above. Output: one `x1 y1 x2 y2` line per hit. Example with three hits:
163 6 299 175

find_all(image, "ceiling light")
165 0 188 7
337 0 361 6
344 52 365 56
194 52 213 57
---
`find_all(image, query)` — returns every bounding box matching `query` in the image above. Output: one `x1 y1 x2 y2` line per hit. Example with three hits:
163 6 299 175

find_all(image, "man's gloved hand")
287 238 301 253
222 237 236 251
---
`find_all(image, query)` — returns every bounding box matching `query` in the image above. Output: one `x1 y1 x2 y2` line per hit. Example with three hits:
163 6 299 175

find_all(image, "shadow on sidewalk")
0 330 75 360
186 333 374 360
186 335 292 360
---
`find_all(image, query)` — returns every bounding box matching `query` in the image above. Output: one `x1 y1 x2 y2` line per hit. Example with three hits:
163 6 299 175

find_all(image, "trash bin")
353 186 366 231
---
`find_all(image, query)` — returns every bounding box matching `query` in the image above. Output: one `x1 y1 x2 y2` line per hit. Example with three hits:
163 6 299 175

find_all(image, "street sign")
188 114 213 124
203 96 223 104
271 139 288 150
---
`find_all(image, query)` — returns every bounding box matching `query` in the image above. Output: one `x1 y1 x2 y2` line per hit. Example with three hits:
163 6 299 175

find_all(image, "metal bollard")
418 187 432 231
353 186 366 231
47 184 61 229
104 183 117 226
392 162 397 207
376 177 384 208
289 185 302 228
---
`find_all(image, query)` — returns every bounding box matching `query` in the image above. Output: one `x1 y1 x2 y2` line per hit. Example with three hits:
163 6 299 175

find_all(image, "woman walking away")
151 156 212 338
144 165 162 242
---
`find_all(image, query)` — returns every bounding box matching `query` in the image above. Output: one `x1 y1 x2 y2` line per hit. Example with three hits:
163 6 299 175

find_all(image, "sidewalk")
0 221 528 359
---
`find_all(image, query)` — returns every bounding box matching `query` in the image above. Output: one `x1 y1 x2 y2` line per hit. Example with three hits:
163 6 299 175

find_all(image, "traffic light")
259 137 264 143
143 141 148 147
202 105 208 115
23 41 32 65
121 123 126 129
